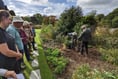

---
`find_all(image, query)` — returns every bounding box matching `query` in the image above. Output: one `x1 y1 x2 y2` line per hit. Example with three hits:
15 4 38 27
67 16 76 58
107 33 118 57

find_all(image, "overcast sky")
3 0 118 16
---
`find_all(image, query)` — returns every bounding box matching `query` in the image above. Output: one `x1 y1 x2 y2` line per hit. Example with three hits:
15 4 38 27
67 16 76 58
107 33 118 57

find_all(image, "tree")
95 14 104 22
87 10 97 16
33 13 43 24
42 16 49 25
23 16 31 22
30 16 38 24
112 16 118 28
57 6 83 35
102 8 118 28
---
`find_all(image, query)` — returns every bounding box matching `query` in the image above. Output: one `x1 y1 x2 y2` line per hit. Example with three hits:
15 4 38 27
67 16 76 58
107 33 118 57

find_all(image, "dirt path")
57 48 118 79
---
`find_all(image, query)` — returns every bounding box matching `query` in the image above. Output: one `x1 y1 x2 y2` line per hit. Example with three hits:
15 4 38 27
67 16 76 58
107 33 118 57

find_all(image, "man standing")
6 16 24 78
78 24 92 55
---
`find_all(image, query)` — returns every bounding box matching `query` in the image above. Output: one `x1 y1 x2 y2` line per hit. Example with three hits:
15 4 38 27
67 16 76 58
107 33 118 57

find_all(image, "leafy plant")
44 48 68 75
72 64 118 79
99 48 118 65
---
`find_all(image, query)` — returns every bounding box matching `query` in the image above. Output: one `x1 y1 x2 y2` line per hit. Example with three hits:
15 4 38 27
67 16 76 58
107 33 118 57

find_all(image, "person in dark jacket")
0 10 22 79
78 24 92 55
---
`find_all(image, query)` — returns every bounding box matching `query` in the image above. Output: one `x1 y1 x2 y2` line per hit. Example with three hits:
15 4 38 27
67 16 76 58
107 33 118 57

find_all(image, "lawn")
35 29 54 79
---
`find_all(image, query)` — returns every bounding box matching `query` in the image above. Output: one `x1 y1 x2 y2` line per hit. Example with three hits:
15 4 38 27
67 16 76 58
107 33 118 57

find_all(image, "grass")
23 53 33 79
35 29 54 79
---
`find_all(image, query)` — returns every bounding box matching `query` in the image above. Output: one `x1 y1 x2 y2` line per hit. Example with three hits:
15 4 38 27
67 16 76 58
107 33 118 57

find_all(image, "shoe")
21 63 26 69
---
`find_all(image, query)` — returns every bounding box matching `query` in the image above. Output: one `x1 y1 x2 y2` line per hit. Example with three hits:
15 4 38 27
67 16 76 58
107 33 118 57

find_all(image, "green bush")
72 64 118 79
99 48 118 65
44 48 68 74
91 36 118 48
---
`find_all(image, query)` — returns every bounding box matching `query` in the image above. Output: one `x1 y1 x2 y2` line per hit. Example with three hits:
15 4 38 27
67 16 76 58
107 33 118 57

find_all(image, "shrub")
99 48 118 65
44 48 68 74
72 64 118 79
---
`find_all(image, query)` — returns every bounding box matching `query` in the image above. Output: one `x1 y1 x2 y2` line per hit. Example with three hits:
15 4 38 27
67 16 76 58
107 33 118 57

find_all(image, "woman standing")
0 10 22 79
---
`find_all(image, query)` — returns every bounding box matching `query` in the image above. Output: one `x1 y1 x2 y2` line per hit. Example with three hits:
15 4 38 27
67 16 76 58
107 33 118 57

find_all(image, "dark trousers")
31 38 36 50
80 41 88 55
18 50 24 71
24 44 30 61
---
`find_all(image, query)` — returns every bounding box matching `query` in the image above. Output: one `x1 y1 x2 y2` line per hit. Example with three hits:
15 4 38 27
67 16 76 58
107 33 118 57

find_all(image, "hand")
5 71 17 79
16 53 22 60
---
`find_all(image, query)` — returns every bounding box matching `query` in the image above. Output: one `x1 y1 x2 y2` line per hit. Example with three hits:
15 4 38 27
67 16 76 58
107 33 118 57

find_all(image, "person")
6 16 25 75
23 21 33 52
29 22 37 50
0 10 22 79
0 0 5 9
67 32 77 49
78 24 92 55
0 69 17 79
19 21 31 61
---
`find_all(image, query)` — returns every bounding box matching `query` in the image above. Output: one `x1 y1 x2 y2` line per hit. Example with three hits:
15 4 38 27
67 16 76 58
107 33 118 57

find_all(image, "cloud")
16 0 32 4
3 0 74 16
42 3 68 16
31 0 49 5
67 0 76 3
44 7 53 13
77 0 118 15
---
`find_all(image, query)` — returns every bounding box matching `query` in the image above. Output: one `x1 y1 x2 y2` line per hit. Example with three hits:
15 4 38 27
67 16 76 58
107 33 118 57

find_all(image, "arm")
0 69 17 79
0 43 22 57
78 31 84 40
4 71 17 79
0 69 7 76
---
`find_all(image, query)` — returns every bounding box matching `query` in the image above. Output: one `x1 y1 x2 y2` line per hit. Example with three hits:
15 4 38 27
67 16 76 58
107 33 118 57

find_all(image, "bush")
99 48 118 65
72 64 118 79
40 24 57 40
91 36 118 48
44 48 68 74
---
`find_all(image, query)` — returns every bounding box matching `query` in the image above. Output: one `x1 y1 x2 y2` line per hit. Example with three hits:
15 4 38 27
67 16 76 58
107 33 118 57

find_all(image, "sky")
3 0 118 17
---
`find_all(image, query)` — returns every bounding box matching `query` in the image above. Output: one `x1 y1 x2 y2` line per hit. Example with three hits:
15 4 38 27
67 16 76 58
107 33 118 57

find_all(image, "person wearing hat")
23 21 34 52
29 22 37 50
78 24 92 55
19 21 31 61
6 16 25 78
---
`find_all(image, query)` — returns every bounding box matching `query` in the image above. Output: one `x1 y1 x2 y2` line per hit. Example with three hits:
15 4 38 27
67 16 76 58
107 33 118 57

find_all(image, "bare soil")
57 47 118 79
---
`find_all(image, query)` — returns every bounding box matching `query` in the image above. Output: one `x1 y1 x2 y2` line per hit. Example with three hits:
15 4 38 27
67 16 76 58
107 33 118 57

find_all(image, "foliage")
92 27 118 48
99 48 118 65
112 29 118 37
102 8 118 28
33 13 43 24
95 14 104 22
57 6 83 35
74 22 83 34
82 15 97 26
42 16 49 25
92 35 118 48
112 16 118 28
23 16 31 22
72 64 118 79
40 24 57 40
45 48 68 74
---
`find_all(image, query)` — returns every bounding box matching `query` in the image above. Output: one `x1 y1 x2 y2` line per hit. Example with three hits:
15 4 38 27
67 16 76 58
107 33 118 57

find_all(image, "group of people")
67 24 92 56
0 10 36 79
